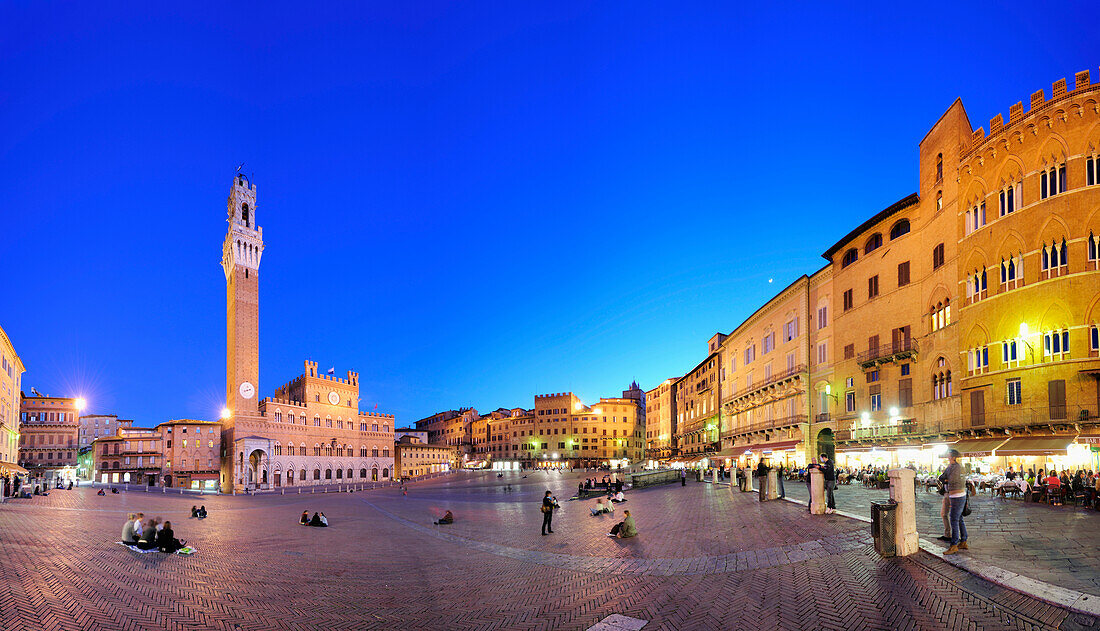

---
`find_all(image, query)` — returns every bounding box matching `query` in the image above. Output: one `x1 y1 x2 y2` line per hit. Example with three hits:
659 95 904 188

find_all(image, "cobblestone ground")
1 472 1098 631
781 478 1100 595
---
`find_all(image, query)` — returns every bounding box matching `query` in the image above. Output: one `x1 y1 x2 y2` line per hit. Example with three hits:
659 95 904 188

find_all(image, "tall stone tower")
222 174 263 425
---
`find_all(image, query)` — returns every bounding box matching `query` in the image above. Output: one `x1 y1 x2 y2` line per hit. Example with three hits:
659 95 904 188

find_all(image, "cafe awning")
996 436 1074 456
0 461 28 475
712 447 748 458
951 438 1009 457
756 439 801 453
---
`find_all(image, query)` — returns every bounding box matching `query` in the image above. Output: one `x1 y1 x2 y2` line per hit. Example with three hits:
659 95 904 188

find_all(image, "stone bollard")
809 469 826 514
743 469 754 493
887 468 920 556
281 488 284 495
766 469 779 500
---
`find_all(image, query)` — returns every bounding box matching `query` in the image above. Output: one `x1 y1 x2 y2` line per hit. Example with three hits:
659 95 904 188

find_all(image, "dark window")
844 344 854 359
1048 380 1066 420
897 261 910 287
889 219 910 240
843 289 853 311
932 244 945 269
865 233 882 254
935 153 943 182
868 275 879 299
841 248 858 268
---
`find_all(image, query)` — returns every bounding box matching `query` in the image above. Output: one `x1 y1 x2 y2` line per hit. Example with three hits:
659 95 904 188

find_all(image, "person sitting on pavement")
191 506 200 518
198 506 207 519
607 510 637 538
319 512 329 526
111 487 119 494
309 512 326 527
97 489 106 496
121 513 139 545
156 521 185 553
611 491 626 503
134 519 158 550
435 510 454 525
300 510 309 525
591 498 611 516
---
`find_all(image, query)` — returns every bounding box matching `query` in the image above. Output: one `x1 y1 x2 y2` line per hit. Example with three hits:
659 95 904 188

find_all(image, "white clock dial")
328 391 340 405
239 381 255 399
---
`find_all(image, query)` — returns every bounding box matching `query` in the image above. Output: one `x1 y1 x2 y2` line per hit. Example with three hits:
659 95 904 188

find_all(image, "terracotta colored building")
394 435 455 478
219 174 396 492
93 426 162 486
19 394 82 483
159 419 222 490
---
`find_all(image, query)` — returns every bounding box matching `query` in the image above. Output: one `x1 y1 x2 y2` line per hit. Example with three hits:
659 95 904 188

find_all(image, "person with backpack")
540 491 557 535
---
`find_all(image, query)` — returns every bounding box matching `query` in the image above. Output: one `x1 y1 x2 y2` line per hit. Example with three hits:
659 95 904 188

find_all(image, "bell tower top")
222 174 264 278
229 174 258 230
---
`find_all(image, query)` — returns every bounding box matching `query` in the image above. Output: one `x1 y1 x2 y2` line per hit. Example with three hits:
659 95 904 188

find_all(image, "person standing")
680 469 686 487
541 490 556 535
938 449 968 554
819 454 837 513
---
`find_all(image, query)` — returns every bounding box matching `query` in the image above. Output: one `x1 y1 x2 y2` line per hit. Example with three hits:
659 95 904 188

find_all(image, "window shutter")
970 390 985 426
1048 380 1066 420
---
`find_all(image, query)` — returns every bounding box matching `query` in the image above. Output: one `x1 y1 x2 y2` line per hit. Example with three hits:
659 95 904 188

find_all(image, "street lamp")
75 398 87 412
220 408 232 420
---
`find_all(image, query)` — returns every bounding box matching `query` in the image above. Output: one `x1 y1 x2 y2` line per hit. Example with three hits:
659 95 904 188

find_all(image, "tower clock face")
328 391 340 405
239 382 256 400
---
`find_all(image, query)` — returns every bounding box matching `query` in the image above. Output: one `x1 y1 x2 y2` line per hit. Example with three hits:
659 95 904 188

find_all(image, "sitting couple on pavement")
608 490 626 503
590 498 614 516
190 505 208 519
299 511 329 527
121 512 185 553
606 510 637 539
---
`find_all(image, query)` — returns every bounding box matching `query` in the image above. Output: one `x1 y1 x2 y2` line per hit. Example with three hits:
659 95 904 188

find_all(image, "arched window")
313 469 321 480
300 469 307 481
372 423 379 432
383 423 389 433
335 468 343 479
325 468 332 480
864 233 882 254
889 219 911 240
360 468 367 478
936 153 943 182
372 445 379 457
373 467 380 481
936 191 942 212
241 203 250 227
1089 232 1099 265
346 469 353 479
382 467 389 478
841 248 858 268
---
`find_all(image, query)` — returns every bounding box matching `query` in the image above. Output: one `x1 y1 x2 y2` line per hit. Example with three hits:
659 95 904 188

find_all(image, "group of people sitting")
97 487 121 495
299 511 329 527
190 505 208 519
120 512 186 553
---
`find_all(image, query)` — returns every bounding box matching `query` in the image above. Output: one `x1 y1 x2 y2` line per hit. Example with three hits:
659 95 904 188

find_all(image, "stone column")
766 468 778 500
743 468 754 492
809 469 826 514
888 468 919 556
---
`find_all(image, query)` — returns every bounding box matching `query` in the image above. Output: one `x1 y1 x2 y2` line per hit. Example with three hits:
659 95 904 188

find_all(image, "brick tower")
221 173 263 491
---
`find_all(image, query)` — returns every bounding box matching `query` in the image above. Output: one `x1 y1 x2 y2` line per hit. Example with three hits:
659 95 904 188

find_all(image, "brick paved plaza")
2 472 1099 631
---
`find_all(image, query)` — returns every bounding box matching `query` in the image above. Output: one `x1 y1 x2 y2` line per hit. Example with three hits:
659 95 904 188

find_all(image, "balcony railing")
725 364 808 402
857 339 918 367
968 405 1093 429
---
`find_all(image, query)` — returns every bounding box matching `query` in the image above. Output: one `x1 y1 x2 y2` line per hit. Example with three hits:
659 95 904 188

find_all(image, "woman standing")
938 449 968 555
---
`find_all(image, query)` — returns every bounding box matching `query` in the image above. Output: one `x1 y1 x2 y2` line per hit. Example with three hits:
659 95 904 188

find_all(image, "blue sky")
2 2 1098 425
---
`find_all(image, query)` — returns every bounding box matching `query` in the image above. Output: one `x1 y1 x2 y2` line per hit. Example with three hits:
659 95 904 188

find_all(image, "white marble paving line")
780 496 1100 618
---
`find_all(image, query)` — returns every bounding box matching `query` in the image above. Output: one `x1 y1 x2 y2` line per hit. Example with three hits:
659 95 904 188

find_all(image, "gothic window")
241 203 250 227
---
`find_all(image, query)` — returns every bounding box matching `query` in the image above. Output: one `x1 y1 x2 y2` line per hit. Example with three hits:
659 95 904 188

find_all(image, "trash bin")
871 500 898 557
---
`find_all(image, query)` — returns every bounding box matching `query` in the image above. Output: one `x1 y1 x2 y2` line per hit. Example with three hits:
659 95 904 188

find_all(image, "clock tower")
222 174 263 423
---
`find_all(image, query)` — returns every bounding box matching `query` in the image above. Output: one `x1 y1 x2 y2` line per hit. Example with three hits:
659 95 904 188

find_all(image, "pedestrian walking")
939 449 969 554
541 490 556 535
680 469 686 486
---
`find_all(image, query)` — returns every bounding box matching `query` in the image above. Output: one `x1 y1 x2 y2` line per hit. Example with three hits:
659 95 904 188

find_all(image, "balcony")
724 364 808 403
858 339 918 368
968 405 1093 429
